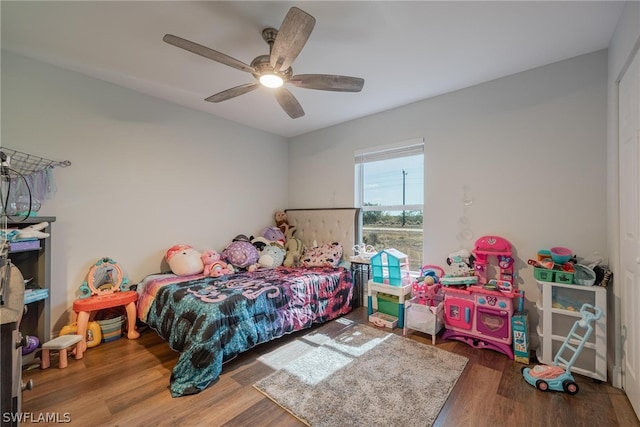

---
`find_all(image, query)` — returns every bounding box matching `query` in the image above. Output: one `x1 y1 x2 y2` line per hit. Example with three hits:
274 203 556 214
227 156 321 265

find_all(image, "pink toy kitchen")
441 235 524 359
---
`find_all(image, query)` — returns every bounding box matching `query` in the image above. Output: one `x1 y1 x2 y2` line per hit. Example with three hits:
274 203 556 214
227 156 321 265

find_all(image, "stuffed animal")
446 249 475 277
262 226 286 245
251 244 286 270
283 237 304 267
166 244 204 276
412 275 440 306
201 250 234 277
17 222 50 239
221 235 260 269
250 236 271 252
275 210 296 238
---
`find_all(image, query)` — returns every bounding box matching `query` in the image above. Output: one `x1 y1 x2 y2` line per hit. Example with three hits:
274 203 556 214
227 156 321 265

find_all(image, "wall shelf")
7 217 56 347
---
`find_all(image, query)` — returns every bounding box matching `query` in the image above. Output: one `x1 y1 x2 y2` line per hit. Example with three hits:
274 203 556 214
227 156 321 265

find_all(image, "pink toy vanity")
442 236 523 358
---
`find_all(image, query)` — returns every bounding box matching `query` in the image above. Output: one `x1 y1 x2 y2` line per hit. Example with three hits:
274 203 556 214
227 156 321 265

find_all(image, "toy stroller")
522 303 602 394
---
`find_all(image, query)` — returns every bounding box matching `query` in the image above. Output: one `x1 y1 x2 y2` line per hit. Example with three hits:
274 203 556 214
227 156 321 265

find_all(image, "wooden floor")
21 307 639 427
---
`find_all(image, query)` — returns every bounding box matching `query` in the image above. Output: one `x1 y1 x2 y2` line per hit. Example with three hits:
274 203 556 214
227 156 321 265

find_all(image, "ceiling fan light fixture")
259 73 284 88
163 7 364 119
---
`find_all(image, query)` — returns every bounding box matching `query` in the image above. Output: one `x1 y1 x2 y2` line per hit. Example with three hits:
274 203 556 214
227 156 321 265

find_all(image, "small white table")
367 280 413 328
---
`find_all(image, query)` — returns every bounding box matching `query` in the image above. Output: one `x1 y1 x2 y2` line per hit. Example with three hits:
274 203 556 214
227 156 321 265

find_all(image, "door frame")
616 37 640 417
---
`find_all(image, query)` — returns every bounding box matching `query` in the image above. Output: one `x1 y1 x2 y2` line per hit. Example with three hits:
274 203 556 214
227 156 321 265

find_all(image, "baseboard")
612 364 623 389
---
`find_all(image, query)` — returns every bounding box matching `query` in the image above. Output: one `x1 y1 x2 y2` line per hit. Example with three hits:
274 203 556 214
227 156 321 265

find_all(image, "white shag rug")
254 323 468 427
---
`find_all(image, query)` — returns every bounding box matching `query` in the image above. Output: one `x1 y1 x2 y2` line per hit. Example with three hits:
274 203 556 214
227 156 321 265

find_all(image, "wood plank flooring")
20 307 639 427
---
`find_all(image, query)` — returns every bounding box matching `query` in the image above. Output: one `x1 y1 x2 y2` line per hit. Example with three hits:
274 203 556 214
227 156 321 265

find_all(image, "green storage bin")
377 293 400 317
534 268 555 282
554 270 574 284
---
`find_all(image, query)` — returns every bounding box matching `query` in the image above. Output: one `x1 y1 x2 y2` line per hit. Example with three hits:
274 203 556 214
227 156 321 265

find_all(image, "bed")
136 208 360 397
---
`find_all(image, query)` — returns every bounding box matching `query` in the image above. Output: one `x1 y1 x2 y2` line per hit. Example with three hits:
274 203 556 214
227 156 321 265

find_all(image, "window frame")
354 138 425 272
355 137 424 212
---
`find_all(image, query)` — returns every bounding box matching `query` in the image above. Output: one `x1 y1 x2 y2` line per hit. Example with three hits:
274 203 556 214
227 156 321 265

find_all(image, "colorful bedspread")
136 266 353 397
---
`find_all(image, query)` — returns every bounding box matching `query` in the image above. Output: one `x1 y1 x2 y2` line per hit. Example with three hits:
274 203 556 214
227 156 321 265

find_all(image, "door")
619 46 640 418
444 295 474 331
476 307 510 341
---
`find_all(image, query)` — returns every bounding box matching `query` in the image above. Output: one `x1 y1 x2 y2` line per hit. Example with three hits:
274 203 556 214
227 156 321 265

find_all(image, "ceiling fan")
163 7 365 119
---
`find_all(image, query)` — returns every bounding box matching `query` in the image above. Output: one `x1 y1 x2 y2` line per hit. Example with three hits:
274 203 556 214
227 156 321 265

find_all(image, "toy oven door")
476 307 510 341
444 297 474 330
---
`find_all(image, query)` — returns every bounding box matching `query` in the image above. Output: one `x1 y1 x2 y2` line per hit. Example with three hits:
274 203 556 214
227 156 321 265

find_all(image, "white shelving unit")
536 280 607 381
367 280 412 328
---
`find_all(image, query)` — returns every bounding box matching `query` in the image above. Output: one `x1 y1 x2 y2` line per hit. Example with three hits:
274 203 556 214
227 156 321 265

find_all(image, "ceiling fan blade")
270 7 316 72
289 74 365 92
163 34 255 74
205 83 259 103
274 88 305 119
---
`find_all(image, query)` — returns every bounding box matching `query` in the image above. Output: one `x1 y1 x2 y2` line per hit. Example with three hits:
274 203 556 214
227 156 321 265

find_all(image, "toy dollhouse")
441 236 523 358
367 249 413 328
370 249 411 286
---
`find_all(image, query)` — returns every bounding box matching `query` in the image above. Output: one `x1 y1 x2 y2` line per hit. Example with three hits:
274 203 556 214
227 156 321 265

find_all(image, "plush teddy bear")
283 237 304 267
274 210 296 238
166 244 204 276
201 250 234 277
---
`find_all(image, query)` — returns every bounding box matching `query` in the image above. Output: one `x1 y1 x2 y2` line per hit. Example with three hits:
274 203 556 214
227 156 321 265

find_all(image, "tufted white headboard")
285 208 361 260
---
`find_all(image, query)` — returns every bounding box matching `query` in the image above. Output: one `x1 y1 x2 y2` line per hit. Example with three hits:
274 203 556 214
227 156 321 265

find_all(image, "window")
355 139 424 271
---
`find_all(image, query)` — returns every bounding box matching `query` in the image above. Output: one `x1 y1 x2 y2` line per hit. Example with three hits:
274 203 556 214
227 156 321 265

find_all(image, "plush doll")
262 226 286 246
166 244 204 276
221 235 260 269
250 236 271 252
446 249 475 277
412 275 440 306
17 222 50 239
274 210 296 238
283 237 304 267
256 244 286 269
201 250 234 277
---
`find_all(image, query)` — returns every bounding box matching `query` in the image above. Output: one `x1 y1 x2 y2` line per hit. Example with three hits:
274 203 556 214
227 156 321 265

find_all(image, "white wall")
606 0 640 388
1 51 289 333
290 50 609 338
0 46 612 353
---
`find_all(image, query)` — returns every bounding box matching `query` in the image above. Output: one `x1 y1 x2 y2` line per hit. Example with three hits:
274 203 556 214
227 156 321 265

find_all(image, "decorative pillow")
301 242 343 268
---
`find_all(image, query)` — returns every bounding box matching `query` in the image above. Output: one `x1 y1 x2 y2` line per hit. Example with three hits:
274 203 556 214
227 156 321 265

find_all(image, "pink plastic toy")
412 265 444 306
441 236 523 359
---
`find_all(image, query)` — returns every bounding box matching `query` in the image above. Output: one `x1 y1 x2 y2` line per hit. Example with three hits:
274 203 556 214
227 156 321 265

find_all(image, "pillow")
301 242 343 268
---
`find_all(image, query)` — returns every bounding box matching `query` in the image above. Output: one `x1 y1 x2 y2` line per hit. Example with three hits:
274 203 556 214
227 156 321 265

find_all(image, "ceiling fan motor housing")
251 55 292 82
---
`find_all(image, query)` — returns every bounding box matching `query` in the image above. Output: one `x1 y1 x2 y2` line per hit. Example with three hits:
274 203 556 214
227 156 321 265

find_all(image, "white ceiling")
1 1 625 138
